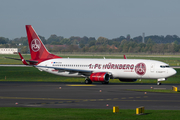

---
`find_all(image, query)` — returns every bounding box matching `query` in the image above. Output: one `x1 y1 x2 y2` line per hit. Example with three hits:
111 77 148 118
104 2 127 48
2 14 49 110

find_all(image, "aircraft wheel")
157 82 161 85
85 79 92 84
85 79 89 84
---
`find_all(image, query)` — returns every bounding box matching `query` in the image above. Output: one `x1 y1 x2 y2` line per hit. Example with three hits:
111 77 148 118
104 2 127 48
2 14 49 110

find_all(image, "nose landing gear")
157 82 161 85
157 78 166 85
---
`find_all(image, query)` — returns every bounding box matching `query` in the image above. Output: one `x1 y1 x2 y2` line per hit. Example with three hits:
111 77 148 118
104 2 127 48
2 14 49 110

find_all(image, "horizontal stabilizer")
5 57 21 61
5 57 38 64
5 53 38 65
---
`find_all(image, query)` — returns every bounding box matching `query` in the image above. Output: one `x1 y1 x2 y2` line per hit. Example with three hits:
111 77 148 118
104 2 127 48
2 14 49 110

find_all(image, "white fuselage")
37 58 176 80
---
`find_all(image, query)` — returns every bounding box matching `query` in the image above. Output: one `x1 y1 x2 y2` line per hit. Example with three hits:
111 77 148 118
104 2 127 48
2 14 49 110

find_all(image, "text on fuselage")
89 63 134 70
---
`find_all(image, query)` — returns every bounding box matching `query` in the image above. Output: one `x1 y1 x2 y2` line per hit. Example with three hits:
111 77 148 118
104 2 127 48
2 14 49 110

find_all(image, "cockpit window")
160 65 169 68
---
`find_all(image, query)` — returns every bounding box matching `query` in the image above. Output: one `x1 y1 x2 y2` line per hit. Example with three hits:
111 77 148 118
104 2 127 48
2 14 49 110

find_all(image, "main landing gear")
157 82 161 85
84 78 109 84
85 79 92 84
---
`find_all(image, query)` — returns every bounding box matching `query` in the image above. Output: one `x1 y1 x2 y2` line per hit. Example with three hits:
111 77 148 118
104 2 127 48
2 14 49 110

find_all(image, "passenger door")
150 63 155 73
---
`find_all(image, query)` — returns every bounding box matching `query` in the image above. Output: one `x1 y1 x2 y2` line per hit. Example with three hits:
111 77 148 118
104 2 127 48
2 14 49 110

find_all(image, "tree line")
0 34 180 53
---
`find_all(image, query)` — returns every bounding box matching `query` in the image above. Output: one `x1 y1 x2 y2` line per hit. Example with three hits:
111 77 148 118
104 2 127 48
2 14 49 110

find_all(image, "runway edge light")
113 106 119 113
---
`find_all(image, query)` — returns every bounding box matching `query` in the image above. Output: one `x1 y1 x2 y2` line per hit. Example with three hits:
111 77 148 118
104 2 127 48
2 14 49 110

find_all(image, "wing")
35 65 110 76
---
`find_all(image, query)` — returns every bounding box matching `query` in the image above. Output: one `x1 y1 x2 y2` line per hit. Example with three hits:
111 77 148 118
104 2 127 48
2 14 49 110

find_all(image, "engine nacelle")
90 72 110 82
119 78 137 82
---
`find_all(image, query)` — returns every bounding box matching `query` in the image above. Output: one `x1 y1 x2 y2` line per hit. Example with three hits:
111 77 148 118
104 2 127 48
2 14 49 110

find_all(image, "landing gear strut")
157 82 161 85
85 79 92 84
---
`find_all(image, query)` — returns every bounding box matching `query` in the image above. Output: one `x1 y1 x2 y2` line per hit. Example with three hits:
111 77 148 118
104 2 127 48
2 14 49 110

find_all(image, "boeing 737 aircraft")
7 25 177 85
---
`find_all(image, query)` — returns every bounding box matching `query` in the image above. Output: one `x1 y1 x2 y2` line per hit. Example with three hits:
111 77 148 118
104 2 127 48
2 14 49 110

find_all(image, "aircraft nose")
170 68 177 76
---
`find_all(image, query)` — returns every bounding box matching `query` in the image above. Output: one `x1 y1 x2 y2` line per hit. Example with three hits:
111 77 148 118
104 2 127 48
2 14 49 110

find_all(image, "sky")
0 0 180 40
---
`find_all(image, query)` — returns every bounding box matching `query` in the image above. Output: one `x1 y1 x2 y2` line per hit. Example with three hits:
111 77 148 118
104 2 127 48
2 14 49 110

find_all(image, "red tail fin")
26 25 61 63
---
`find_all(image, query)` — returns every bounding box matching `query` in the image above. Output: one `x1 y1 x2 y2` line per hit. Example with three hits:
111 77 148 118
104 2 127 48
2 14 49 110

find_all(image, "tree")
47 34 63 45
126 34 130 40
0 37 8 44
128 46 133 53
80 36 89 44
96 37 108 45
60 38 71 45
173 40 180 52
39 35 47 45
67 45 79 52
9 43 17 48
79 43 85 48
21 46 28 53
88 40 96 47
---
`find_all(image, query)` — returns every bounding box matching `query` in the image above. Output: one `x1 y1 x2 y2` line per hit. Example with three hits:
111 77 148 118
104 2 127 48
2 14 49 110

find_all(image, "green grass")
0 66 180 84
128 89 180 93
0 107 180 120
0 67 85 82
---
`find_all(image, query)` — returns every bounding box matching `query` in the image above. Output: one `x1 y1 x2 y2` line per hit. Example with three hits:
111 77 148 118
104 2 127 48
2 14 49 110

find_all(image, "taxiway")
0 82 180 110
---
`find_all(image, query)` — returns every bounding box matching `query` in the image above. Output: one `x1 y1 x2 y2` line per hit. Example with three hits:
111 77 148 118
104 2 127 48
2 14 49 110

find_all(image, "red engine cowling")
90 72 110 82
119 79 137 82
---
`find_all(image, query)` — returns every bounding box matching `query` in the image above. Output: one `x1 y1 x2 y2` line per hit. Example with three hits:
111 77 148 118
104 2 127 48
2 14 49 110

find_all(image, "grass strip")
128 89 180 93
0 107 180 120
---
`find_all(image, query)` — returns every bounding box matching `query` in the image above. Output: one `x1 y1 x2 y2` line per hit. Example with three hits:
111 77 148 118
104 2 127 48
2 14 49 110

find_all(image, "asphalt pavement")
0 82 180 110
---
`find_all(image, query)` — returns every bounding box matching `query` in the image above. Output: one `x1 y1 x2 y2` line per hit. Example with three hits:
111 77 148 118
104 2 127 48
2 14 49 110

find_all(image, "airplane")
7 25 177 85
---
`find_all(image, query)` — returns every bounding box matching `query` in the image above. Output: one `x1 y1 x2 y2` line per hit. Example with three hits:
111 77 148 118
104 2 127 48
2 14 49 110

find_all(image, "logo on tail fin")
31 39 41 52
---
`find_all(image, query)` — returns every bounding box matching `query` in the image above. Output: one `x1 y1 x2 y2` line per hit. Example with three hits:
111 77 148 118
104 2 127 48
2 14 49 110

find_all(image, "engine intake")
90 72 110 82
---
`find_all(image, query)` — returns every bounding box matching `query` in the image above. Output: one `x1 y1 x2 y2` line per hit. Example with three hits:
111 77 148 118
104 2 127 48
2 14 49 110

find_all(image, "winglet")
123 55 127 59
18 52 29 65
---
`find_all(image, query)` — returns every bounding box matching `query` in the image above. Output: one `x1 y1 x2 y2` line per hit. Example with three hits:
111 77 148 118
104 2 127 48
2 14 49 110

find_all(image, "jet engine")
119 78 137 82
90 72 110 82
